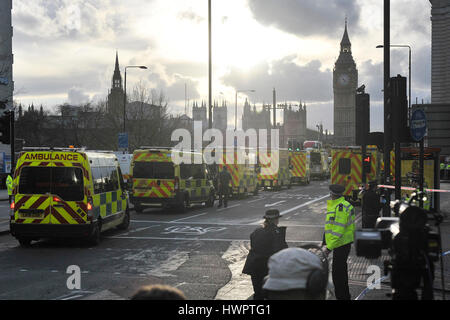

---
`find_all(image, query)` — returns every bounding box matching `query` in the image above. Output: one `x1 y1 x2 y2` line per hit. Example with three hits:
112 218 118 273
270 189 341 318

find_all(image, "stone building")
107 52 124 115
430 0 450 104
280 102 307 147
333 20 358 146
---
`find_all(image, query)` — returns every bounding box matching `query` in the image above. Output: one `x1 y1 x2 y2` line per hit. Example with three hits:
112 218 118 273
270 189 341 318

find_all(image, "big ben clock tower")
333 20 358 146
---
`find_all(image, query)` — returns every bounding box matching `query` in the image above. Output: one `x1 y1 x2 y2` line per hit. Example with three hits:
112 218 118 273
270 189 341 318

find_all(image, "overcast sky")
11 0 432 133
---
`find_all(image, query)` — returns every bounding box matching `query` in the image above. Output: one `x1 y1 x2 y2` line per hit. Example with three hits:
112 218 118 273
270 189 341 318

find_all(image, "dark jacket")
362 188 381 216
219 170 232 188
242 225 288 276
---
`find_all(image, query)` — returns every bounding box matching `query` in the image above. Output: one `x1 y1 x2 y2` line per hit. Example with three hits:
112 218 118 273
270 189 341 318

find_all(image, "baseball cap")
263 247 323 291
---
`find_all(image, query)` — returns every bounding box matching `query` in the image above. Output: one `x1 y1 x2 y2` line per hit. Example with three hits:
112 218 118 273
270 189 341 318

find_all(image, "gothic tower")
107 51 124 114
333 20 358 146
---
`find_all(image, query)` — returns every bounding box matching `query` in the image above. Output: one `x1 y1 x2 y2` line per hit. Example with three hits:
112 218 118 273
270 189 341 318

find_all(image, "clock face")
338 74 350 86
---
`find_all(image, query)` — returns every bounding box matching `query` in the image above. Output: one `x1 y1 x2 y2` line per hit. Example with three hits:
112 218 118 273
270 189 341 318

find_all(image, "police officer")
5 173 13 204
322 184 355 300
362 180 381 228
242 209 288 300
218 166 232 208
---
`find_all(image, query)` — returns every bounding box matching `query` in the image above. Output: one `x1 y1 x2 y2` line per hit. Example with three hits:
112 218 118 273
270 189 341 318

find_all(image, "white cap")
263 248 323 291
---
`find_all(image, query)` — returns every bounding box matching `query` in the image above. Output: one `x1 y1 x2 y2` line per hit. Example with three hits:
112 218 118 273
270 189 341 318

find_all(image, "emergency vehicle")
10 147 130 246
114 152 133 183
257 148 291 190
130 147 215 213
289 150 310 185
386 147 441 211
216 147 258 198
308 149 330 180
330 146 382 203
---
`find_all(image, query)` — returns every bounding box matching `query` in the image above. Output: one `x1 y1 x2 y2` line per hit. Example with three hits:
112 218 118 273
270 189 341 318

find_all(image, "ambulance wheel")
117 208 130 230
206 193 215 207
88 220 102 246
18 237 32 247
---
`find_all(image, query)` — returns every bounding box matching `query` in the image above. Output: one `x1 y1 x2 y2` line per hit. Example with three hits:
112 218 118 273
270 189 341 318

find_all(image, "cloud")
67 87 90 105
177 8 205 23
221 55 332 103
246 0 363 38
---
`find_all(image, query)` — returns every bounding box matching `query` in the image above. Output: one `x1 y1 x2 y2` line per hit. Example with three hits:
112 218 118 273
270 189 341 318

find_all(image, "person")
218 166 232 208
242 209 288 300
6 173 13 204
361 180 381 228
322 184 355 300
131 284 186 300
262 246 329 300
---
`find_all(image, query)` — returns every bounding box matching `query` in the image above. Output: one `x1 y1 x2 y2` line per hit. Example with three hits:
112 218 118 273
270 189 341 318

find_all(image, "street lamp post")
376 44 411 117
235 89 255 131
123 65 148 133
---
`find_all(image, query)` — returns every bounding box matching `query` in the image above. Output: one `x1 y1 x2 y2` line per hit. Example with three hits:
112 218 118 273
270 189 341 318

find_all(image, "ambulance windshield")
133 162 174 179
18 167 84 201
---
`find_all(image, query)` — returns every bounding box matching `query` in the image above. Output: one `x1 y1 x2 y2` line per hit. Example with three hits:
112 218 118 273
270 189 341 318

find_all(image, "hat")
329 184 345 196
264 209 281 219
263 248 323 291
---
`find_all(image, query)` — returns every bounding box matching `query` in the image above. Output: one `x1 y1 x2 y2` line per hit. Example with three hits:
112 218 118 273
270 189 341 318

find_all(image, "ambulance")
130 147 215 213
10 147 130 246
216 147 258 198
257 148 291 190
308 149 330 180
330 146 382 203
289 150 310 185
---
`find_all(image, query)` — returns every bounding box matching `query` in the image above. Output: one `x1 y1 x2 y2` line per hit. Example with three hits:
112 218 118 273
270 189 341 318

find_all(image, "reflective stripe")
327 211 335 215
325 230 343 237
326 221 346 228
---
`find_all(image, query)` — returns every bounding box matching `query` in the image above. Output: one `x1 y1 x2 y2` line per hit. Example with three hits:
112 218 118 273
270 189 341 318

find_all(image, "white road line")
217 204 241 211
264 200 286 207
129 220 323 227
247 197 265 203
107 235 322 243
61 295 84 300
169 211 209 222
279 194 329 216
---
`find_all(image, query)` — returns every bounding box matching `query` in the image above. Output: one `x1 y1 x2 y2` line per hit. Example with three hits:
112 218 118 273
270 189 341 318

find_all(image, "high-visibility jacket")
6 175 12 196
406 190 431 210
325 197 355 250
441 163 445 170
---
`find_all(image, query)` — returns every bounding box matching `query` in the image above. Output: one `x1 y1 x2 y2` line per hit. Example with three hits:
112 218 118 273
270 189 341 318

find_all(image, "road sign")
410 109 427 142
118 132 128 150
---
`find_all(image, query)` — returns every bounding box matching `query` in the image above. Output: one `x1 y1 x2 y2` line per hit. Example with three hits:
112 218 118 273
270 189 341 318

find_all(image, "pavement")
1 184 449 300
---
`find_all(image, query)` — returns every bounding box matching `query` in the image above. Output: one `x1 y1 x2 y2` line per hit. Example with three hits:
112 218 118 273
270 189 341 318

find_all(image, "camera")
355 192 443 300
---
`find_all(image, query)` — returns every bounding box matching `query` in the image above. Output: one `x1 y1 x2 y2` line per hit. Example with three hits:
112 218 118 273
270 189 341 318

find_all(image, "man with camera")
322 184 355 300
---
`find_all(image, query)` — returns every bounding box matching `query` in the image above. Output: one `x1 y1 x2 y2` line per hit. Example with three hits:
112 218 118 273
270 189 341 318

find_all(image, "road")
0 180 341 300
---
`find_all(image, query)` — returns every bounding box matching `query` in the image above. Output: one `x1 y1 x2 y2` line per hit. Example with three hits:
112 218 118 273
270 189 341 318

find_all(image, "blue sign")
410 109 427 142
118 133 128 150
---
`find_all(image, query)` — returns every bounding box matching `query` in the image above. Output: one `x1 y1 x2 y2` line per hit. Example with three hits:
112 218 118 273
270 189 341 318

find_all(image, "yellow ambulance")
10 148 129 246
130 147 215 212
330 146 382 203
289 150 310 185
308 149 330 180
257 148 291 191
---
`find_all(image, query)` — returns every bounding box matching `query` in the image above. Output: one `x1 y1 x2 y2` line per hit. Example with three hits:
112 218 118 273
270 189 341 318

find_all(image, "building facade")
280 103 307 147
333 21 358 146
0 0 13 111
430 0 450 104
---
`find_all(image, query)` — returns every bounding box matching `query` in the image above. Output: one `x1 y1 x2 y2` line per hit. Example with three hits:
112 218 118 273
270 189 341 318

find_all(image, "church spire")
112 51 123 90
340 18 351 53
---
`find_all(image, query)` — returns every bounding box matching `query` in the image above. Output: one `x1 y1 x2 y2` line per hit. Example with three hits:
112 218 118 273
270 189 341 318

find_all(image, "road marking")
129 220 322 227
253 194 329 224
108 235 322 243
169 211 209 222
217 204 241 211
247 197 264 203
264 200 286 207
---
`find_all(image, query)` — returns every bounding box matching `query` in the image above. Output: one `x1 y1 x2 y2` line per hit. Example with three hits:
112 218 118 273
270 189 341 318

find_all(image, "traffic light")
355 92 370 146
0 112 10 144
362 153 372 174
288 140 293 151
390 75 410 142
295 142 301 151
